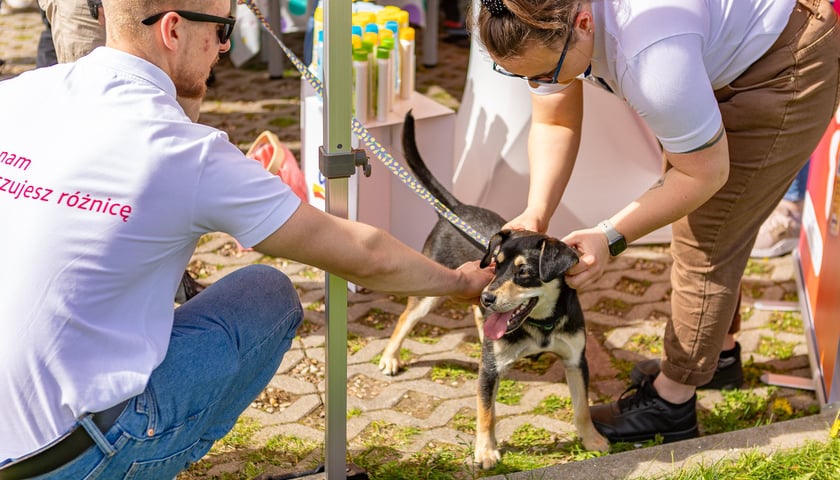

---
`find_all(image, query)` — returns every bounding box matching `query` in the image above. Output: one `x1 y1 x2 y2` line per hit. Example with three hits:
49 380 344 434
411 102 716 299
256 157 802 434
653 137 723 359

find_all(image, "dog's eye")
517 265 535 278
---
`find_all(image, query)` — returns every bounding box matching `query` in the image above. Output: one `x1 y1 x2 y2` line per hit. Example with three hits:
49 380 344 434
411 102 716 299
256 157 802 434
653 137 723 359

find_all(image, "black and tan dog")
378 112 608 469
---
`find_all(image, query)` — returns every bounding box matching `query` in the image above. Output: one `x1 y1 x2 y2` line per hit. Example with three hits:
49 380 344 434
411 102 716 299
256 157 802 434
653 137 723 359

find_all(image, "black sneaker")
629 342 744 390
590 376 699 444
174 270 206 303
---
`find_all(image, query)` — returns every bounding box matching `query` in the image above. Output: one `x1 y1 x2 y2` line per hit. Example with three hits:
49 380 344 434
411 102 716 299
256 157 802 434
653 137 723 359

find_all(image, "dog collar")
527 317 558 332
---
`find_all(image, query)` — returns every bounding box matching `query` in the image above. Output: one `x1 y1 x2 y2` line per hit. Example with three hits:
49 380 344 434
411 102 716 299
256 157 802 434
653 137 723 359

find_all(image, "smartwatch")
597 220 627 256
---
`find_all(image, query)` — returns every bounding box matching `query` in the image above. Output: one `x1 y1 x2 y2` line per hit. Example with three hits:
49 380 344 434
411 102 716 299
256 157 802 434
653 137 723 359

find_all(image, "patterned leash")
240 0 490 249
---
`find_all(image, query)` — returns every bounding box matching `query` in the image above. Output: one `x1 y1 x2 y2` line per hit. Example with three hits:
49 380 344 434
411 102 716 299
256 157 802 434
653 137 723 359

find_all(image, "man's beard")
174 72 208 102
174 57 218 102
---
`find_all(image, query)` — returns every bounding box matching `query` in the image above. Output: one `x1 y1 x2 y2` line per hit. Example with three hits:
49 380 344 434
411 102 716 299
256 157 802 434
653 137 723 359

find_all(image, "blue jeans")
784 160 810 202
33 264 303 479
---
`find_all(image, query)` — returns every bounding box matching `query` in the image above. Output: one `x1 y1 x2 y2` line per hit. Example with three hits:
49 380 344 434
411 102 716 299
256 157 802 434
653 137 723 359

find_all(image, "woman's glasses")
491 5 580 84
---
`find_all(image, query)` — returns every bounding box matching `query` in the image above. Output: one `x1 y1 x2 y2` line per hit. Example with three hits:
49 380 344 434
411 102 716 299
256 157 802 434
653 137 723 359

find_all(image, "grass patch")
256 434 319 467
347 332 367 354
757 335 797 360
298 267 320 280
768 311 804 334
513 352 557 374
430 362 478 383
628 333 664 355
358 443 470 480
358 308 397 331
699 389 772 435
743 258 774 275
212 416 261 451
532 394 573 422
356 420 422 448
409 322 447 345
450 408 476 434
591 298 633 317
461 340 483 359
610 356 637 383
634 438 840 480
508 424 553 449
268 116 298 128
496 379 525 406
304 300 323 311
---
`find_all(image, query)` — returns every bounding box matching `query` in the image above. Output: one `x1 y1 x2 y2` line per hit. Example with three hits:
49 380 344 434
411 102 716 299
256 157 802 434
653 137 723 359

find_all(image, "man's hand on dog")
561 227 610 290
454 260 495 304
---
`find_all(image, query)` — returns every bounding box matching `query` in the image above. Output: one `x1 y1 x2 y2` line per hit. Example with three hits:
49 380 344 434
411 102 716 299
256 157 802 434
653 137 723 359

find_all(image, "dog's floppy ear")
538 237 579 282
481 230 510 268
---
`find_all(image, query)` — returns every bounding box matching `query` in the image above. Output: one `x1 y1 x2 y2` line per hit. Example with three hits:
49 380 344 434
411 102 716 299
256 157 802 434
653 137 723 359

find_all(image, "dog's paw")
474 447 501 470
582 432 610 452
378 354 401 376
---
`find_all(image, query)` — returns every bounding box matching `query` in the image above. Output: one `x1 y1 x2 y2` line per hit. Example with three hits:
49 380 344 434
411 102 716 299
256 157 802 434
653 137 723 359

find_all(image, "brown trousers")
663 0 840 386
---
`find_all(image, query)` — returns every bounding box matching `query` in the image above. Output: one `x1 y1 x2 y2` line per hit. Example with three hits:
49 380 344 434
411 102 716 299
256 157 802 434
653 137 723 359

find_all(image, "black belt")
0 400 129 480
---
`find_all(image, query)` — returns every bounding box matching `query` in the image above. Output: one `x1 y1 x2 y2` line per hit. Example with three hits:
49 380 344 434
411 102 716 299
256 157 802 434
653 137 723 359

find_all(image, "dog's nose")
480 291 496 308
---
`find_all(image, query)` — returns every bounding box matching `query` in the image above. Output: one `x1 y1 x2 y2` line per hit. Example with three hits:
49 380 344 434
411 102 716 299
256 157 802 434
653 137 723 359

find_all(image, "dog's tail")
402 110 462 211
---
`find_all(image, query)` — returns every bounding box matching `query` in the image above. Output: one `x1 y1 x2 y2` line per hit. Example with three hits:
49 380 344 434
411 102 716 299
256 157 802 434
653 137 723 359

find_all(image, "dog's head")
478 230 579 340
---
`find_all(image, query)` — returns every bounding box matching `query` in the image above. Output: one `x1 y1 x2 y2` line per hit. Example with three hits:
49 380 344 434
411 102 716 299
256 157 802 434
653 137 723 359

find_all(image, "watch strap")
597 219 627 256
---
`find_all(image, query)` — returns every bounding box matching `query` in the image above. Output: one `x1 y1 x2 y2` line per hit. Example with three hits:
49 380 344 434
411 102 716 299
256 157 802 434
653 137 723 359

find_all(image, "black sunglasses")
142 10 236 44
491 5 580 85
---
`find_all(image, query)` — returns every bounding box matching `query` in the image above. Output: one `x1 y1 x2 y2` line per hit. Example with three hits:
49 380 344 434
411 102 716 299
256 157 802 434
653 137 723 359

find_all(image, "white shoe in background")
750 199 802 258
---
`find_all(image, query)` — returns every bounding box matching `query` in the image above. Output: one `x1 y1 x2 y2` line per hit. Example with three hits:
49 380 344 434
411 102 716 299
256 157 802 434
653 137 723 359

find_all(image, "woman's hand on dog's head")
561 227 610 291
503 208 549 233
454 260 495 304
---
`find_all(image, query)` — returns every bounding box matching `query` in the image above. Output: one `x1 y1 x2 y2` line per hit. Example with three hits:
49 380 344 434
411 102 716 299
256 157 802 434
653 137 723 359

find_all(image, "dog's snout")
480 291 496 308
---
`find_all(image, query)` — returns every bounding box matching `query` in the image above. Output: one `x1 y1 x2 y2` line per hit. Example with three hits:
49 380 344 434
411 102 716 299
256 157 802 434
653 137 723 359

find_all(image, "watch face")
609 237 627 256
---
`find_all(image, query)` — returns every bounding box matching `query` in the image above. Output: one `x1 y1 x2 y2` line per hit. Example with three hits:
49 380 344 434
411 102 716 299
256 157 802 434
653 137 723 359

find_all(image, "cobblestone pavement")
1 7 820 479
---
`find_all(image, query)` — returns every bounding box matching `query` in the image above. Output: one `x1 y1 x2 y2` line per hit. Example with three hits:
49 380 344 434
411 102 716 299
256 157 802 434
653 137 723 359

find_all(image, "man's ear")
158 12 183 51
538 237 579 282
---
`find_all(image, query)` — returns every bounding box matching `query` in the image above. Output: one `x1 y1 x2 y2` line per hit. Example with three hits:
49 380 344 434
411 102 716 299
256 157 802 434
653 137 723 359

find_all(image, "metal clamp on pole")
318 146 371 178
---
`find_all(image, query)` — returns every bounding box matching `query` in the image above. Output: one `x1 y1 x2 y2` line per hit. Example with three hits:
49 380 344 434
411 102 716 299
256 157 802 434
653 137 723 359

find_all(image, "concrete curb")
489 403 839 480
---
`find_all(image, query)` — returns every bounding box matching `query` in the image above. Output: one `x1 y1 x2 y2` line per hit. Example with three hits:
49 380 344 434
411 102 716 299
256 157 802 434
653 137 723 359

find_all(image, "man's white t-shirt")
0 47 301 459
530 0 794 153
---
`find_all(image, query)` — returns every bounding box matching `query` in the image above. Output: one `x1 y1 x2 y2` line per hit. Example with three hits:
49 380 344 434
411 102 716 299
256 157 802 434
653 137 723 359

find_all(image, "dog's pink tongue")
484 311 512 341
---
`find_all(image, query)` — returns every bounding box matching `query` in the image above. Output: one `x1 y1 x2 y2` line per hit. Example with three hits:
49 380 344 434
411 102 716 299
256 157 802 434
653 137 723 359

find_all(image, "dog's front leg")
379 296 441 375
565 360 609 452
472 305 485 344
475 342 502 469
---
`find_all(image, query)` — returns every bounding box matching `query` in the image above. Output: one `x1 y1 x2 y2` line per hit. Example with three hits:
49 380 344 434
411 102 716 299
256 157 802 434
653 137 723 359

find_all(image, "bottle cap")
363 31 379 46
358 12 376 25
353 49 368 62
400 26 415 41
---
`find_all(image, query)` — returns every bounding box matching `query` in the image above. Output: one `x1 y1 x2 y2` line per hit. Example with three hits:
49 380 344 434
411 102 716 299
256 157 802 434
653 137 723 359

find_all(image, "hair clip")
481 0 509 16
